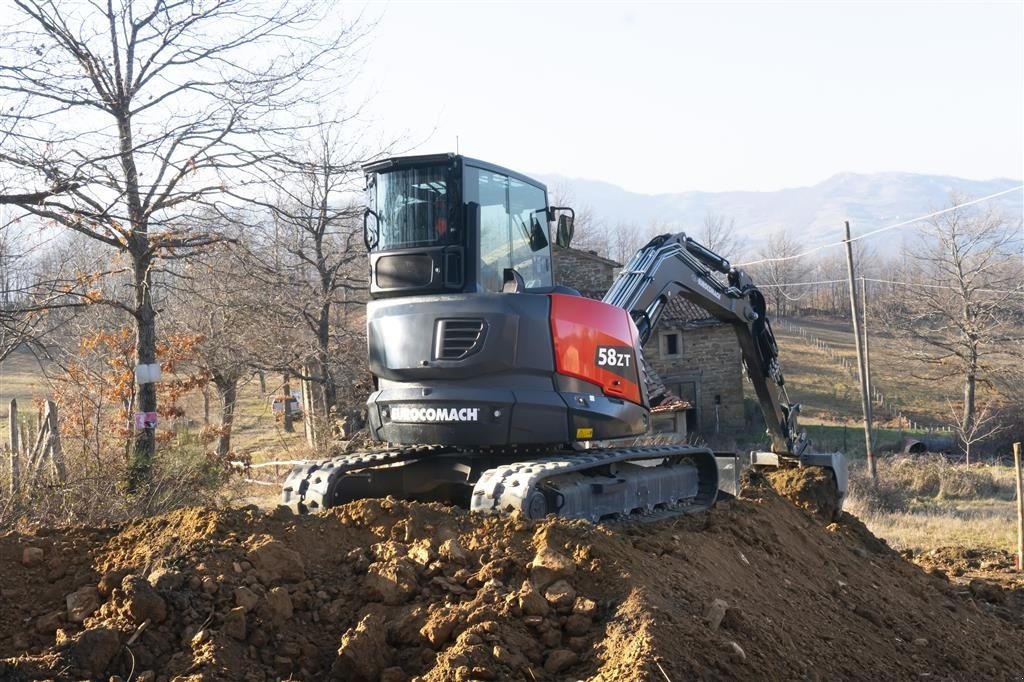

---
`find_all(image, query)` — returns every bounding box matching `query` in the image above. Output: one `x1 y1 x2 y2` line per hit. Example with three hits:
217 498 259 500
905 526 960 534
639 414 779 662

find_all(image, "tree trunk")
282 372 294 433
317 298 336 411
216 378 238 458
202 386 211 427
129 247 158 491
963 372 976 436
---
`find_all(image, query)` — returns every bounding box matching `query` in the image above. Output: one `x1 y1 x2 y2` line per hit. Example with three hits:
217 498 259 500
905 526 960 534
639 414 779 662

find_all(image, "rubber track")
280 446 457 514
470 444 719 520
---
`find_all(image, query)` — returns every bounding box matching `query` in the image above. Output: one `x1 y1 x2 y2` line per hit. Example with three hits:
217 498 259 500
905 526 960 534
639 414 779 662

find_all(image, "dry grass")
773 317 991 426
0 349 50 442
845 455 1020 553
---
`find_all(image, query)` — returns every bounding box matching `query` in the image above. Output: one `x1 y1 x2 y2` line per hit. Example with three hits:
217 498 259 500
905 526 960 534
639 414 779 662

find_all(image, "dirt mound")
762 465 841 521
2 480 1024 680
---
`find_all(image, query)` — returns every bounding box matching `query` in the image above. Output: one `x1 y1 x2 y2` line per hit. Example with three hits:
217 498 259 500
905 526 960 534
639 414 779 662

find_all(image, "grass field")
773 316 965 428
0 348 311 462
845 457 1020 553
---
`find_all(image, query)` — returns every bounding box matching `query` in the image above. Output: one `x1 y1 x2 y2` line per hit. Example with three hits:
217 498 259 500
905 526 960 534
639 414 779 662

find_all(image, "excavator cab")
363 154 573 298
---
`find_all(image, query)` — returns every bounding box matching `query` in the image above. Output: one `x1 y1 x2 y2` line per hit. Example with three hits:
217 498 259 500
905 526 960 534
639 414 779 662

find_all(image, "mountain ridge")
533 170 1023 246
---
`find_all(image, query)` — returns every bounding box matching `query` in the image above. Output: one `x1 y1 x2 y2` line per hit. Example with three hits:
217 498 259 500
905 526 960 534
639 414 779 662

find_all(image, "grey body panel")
365 292 648 446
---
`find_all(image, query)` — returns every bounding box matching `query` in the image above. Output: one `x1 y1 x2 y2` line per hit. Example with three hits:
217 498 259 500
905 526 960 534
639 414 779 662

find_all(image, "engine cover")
365 293 649 447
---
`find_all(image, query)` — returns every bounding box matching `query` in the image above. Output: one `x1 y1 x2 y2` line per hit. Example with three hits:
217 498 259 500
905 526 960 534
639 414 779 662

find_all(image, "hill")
536 171 1022 247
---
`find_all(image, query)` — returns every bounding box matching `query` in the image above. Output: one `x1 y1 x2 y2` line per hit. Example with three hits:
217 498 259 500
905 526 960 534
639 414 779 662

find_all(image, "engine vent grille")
434 319 487 360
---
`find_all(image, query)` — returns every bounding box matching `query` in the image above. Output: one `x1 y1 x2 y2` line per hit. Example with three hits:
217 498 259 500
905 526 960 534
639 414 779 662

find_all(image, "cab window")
466 166 552 292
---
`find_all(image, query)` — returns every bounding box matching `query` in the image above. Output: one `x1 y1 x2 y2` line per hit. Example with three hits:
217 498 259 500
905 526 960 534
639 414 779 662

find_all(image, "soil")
2 475 1024 681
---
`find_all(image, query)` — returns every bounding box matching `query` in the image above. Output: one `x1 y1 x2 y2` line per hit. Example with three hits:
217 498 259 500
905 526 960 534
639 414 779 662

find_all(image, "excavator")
281 154 847 521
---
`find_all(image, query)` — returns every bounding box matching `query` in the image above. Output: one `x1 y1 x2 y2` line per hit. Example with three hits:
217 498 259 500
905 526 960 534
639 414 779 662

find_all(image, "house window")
661 332 681 357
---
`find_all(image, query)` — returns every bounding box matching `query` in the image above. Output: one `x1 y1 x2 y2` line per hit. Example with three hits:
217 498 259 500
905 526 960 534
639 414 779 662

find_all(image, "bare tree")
749 228 811 317
251 117 379 426
0 0 362 488
163 241 259 458
700 212 743 261
548 181 609 257
883 194 1023 443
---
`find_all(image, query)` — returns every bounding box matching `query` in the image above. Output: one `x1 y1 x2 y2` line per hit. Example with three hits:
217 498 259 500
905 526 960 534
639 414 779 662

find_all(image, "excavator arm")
603 233 806 459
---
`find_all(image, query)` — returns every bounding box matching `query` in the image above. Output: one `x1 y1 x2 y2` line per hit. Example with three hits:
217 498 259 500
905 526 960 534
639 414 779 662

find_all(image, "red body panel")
549 294 643 405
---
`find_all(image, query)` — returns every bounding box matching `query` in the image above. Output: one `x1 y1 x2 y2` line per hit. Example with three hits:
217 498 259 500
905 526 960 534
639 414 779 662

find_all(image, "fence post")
1014 442 1022 571
45 400 65 482
8 399 19 494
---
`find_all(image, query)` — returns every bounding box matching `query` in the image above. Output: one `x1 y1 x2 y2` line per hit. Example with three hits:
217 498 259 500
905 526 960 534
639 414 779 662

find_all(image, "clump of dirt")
912 546 1024 626
762 464 841 521
2 483 1024 680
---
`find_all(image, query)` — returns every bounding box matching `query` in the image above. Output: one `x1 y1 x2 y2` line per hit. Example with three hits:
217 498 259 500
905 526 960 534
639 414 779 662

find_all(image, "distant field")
0 348 310 462
773 316 971 429
846 458 1020 554
0 350 48 443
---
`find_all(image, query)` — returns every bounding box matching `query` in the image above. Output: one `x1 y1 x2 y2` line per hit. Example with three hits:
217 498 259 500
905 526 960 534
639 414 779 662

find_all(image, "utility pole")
860 276 875 436
844 222 876 480
1015 442 1022 571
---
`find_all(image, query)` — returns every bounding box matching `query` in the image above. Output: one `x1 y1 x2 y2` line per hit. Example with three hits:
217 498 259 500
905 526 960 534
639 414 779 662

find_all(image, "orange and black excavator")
282 154 847 521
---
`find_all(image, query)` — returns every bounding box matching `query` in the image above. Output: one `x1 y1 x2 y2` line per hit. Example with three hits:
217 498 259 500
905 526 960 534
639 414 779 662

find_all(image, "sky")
350 1 1024 194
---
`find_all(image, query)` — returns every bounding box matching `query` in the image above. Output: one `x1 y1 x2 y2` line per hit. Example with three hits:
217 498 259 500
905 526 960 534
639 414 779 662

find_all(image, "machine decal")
549 294 642 405
390 406 480 423
595 345 634 377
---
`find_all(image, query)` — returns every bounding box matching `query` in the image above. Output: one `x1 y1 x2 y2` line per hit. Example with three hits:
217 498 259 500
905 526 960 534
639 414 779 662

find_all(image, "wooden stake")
844 221 876 480
9 399 19 494
860 276 875 444
1014 442 1023 571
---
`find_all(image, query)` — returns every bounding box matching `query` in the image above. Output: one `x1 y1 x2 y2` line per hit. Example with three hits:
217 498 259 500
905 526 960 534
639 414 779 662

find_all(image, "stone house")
550 245 621 299
647 298 744 444
552 246 744 444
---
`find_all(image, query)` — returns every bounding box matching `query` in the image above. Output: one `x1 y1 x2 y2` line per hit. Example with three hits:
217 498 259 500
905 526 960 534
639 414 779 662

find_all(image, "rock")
725 640 746 663
223 607 247 641
201 577 218 595
66 586 101 623
439 538 468 564
21 547 44 567
704 598 729 631
573 597 598 617
543 649 578 674
407 539 434 565
121 576 167 624
564 613 591 636
191 629 209 646
36 610 64 633
380 667 408 682
542 629 562 647
235 586 260 612
248 539 305 583
913 638 929 647
420 611 459 648
147 567 184 591
530 548 575 589
98 569 130 598
72 627 121 675
544 580 576 610
334 612 391 681
365 559 419 605
493 644 526 667
519 581 550 617
567 636 589 652
267 586 293 621
968 579 1005 604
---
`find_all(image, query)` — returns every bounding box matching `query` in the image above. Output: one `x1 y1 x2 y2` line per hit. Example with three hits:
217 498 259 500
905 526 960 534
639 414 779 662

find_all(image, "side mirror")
556 213 574 248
